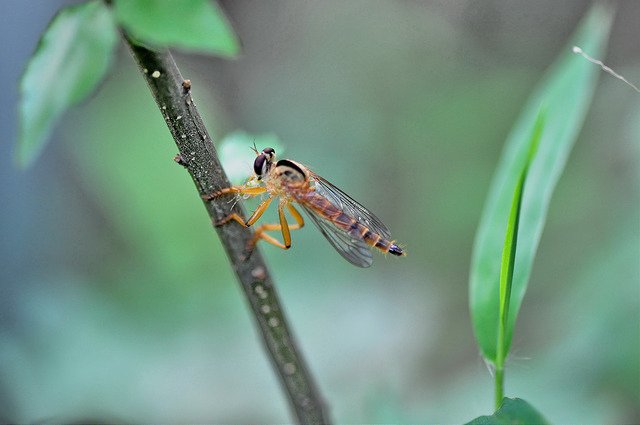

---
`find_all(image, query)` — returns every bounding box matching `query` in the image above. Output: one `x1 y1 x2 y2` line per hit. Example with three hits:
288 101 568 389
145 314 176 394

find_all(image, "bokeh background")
1 1 638 423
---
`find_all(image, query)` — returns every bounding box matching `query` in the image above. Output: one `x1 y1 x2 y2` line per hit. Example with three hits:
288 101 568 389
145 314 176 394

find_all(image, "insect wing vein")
301 205 373 268
310 172 391 239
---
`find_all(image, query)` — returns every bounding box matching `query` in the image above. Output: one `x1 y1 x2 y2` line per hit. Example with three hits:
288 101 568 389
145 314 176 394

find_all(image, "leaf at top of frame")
113 0 240 57
17 0 117 167
468 4 614 362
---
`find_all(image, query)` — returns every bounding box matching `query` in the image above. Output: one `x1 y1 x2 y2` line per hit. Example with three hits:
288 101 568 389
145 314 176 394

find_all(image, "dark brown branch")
125 36 329 425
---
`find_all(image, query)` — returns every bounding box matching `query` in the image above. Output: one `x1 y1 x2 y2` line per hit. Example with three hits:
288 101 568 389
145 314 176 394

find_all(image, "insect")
203 147 405 267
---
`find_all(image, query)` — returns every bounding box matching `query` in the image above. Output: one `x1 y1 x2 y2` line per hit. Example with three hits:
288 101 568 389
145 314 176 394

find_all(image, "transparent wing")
301 205 373 268
309 172 391 239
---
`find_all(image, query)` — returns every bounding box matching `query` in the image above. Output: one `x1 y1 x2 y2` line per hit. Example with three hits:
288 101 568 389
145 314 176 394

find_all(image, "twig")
572 46 640 93
125 35 330 425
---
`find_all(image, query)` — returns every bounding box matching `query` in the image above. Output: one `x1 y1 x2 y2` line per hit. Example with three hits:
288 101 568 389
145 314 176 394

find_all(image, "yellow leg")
215 197 273 227
213 193 307 253
249 202 305 250
288 204 305 229
280 203 291 248
202 185 266 201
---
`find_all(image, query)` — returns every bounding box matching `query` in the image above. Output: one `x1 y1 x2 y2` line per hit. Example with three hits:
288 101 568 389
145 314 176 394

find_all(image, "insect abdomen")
305 193 404 256
360 226 404 256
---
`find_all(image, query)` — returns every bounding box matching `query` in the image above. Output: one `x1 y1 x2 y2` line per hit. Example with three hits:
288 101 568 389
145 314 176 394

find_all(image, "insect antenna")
250 140 259 155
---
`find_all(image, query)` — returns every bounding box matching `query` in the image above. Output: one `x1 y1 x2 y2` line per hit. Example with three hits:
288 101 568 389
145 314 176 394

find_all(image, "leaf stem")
124 35 330 424
494 365 504 409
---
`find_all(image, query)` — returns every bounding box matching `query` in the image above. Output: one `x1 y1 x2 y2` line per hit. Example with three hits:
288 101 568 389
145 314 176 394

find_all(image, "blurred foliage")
17 1 117 167
466 397 550 425
1 0 639 423
218 130 284 184
17 0 237 168
113 0 240 56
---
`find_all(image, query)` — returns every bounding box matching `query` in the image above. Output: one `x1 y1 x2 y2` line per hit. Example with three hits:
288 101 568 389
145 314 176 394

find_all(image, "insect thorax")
274 159 307 184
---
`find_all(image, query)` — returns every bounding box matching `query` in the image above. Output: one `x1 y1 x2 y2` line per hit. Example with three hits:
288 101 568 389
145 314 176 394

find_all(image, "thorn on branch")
173 153 189 167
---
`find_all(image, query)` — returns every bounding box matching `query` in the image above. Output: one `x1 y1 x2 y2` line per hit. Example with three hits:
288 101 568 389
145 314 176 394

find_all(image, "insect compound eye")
253 154 267 176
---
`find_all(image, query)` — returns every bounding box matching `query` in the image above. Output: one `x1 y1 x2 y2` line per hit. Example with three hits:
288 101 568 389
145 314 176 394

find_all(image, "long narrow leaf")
469 4 614 362
495 109 544 405
498 107 544 351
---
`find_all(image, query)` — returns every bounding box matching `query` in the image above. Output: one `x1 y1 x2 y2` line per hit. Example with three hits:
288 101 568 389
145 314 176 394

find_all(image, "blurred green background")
1 1 638 423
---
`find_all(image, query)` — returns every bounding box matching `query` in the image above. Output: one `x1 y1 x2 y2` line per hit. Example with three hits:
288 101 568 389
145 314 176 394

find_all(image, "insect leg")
279 202 292 248
248 202 305 250
288 204 305 229
215 197 273 227
251 229 290 250
202 185 267 201
249 223 290 250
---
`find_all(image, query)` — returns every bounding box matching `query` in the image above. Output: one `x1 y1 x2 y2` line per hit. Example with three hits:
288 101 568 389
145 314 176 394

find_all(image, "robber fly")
203 147 405 267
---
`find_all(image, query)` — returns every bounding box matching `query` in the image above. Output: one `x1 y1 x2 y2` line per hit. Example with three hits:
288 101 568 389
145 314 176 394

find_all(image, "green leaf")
17 1 118 167
495 109 545 406
469 4 614 362
499 108 544 339
113 0 240 57
465 398 550 425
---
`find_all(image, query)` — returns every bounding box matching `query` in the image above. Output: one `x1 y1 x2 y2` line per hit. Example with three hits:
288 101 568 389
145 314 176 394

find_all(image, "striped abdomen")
300 192 404 256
